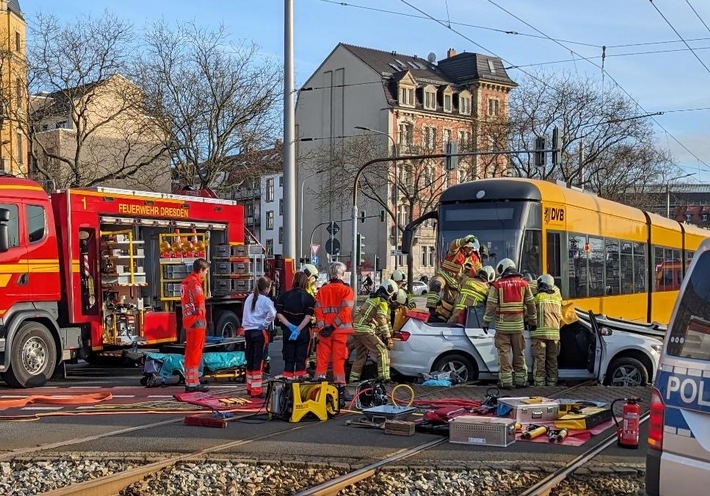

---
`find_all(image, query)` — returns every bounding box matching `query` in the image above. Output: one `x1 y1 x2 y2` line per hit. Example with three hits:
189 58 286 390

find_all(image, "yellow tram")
407 178 709 325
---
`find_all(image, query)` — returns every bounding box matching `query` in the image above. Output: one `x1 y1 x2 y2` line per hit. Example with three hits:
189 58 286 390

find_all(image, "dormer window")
424 86 436 110
399 86 415 107
459 95 471 115
443 94 452 112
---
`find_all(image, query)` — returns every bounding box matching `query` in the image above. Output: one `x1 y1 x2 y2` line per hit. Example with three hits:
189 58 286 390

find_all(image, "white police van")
646 239 710 495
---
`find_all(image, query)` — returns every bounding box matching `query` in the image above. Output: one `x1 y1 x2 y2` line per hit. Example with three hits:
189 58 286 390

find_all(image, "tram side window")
546 232 562 289
568 234 586 298
605 239 620 295
633 242 647 293
588 236 605 297
520 230 542 279
620 242 634 294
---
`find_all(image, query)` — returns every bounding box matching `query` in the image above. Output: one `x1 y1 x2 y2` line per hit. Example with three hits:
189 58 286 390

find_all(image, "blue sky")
22 0 710 182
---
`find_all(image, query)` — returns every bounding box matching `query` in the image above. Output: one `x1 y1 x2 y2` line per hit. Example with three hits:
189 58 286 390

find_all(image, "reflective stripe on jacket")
532 287 563 340
483 273 536 333
181 272 206 329
353 296 392 338
437 237 470 288
314 279 355 333
453 276 489 311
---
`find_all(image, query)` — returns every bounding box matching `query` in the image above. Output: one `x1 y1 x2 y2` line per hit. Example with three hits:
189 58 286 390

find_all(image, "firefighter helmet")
478 266 496 283
302 264 318 280
395 289 407 305
496 258 516 275
537 274 555 291
391 269 405 283
378 279 399 298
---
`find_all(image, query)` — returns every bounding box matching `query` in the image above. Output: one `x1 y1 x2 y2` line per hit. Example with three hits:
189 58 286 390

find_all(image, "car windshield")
438 201 540 272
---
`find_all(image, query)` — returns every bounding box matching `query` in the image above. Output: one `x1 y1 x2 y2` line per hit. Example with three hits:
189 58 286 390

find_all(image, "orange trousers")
315 331 349 384
184 327 206 387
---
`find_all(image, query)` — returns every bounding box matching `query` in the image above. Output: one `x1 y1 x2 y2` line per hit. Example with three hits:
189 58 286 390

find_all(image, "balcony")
397 144 423 156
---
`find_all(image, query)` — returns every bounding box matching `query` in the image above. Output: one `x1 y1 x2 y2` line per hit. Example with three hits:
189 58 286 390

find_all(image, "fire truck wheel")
4 321 57 388
214 310 240 351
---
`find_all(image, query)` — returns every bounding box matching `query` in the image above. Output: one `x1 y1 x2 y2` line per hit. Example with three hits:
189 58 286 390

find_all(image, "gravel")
0 457 646 496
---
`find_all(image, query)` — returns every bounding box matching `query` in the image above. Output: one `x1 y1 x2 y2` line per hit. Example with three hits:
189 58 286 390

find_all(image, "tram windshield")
438 201 541 276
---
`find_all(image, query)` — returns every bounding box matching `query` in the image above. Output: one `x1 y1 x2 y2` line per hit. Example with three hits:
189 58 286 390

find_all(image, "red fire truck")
0 175 293 388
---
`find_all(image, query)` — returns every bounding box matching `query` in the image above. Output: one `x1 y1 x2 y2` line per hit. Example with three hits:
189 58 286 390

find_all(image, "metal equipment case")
497 397 560 423
449 416 517 447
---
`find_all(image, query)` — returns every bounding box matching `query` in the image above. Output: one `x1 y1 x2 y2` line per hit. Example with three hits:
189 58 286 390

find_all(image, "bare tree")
136 21 282 189
26 12 169 189
503 70 676 204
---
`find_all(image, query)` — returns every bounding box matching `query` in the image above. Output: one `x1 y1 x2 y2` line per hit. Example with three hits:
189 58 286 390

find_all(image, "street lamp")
354 125 399 270
666 172 695 218
298 169 325 262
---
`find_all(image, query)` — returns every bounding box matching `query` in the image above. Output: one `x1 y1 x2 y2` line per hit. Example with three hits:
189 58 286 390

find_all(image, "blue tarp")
144 351 247 381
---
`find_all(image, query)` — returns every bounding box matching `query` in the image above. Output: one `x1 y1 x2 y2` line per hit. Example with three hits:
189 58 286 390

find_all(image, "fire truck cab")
0 176 292 388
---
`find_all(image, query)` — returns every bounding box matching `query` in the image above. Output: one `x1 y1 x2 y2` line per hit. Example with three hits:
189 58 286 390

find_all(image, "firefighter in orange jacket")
180 258 210 393
482 258 537 389
313 262 355 385
426 235 482 322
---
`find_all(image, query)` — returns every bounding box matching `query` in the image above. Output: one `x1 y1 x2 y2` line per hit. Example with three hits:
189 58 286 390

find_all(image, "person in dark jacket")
275 272 316 380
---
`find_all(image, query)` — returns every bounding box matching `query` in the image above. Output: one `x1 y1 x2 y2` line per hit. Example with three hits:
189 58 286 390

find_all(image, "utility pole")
282 0 296 258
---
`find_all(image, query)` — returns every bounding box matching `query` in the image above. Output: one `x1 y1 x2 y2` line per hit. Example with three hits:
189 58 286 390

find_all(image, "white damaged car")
391 307 663 386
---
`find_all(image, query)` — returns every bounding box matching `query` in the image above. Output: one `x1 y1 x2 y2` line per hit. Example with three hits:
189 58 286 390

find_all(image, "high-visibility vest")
314 279 355 333
354 296 392 338
181 272 206 329
453 276 489 311
532 288 563 340
483 274 536 333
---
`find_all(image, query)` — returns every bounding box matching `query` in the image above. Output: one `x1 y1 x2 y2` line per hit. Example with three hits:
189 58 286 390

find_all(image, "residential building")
636 183 710 228
218 141 283 249
296 43 516 279
0 0 28 175
30 74 171 192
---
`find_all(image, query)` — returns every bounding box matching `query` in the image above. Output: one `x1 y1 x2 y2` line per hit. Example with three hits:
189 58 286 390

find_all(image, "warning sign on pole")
310 244 320 257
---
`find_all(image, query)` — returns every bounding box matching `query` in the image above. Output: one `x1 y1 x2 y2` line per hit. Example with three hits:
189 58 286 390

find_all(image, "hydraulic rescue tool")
522 424 549 440
265 379 339 422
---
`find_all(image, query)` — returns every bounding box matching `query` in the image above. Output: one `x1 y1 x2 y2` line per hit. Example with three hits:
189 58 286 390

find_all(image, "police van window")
27 205 46 243
668 251 710 361
605 239 620 295
0 203 20 248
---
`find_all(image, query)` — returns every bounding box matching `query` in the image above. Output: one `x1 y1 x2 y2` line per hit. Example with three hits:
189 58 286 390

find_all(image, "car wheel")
604 357 648 387
4 321 57 388
432 353 476 383
421 290 427 295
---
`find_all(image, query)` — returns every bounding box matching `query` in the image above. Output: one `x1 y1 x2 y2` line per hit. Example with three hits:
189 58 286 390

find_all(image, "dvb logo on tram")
544 206 565 224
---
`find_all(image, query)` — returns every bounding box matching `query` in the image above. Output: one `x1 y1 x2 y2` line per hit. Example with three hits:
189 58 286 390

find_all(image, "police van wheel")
4 322 57 388
432 353 476 383
605 357 648 387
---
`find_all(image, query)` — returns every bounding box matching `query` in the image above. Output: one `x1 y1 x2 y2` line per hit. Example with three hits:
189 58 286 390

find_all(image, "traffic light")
356 233 365 265
445 142 458 171
534 137 546 167
552 126 562 166
379 210 385 222
360 210 366 223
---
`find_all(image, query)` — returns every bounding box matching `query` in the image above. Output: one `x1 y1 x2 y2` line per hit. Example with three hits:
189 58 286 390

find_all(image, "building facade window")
443 94 452 112
266 178 274 202
398 122 414 146
279 198 283 215
16 133 23 165
424 89 436 110
399 86 415 106
421 246 428 266
423 126 437 150
458 130 472 149
278 226 283 244
488 98 500 117
266 210 274 230
279 175 283 187
460 96 471 115
428 246 435 267
15 78 21 108
266 239 274 256
15 31 20 51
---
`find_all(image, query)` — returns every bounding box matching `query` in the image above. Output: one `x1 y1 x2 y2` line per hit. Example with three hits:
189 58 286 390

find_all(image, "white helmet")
378 278 399 298
395 289 407 305
391 269 405 283
478 266 496 283
302 264 318 280
496 258 516 275
537 274 555 291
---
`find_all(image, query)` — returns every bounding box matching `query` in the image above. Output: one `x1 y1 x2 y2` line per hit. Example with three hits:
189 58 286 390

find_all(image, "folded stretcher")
140 351 249 387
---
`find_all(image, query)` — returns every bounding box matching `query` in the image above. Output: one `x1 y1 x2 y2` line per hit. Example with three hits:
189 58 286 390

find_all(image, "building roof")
223 141 284 187
340 43 516 88
7 0 22 19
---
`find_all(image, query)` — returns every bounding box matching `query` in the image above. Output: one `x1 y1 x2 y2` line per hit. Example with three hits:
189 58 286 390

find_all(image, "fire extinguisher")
611 397 641 449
